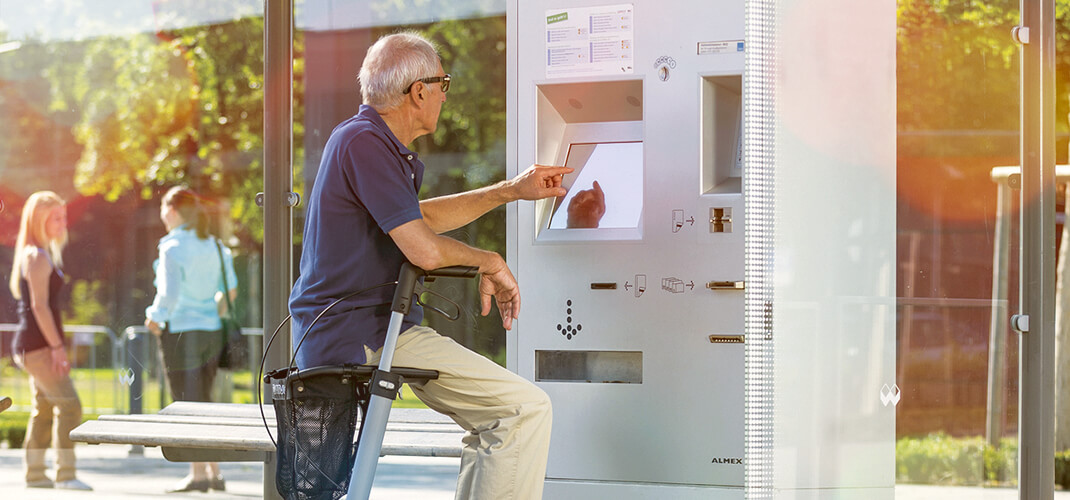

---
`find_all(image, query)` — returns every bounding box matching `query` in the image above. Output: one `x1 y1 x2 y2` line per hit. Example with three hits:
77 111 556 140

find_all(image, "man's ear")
409 82 426 106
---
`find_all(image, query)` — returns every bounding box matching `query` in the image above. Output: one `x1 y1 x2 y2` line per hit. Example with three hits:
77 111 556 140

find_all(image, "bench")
70 401 464 498
71 401 464 461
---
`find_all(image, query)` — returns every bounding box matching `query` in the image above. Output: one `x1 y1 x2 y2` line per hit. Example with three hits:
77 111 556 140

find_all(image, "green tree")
409 17 510 357
45 13 301 245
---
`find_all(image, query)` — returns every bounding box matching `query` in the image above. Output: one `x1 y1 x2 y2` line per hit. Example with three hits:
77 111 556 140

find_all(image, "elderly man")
289 32 569 499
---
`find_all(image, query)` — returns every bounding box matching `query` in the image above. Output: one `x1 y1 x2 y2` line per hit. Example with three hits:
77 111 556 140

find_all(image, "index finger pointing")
537 166 574 177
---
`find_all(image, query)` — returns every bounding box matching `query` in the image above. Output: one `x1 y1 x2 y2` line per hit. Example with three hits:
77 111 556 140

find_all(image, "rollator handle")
426 265 480 278
391 263 480 314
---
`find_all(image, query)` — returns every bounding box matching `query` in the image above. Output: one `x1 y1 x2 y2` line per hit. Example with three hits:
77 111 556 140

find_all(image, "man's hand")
507 164 573 201
479 258 521 330
566 180 606 228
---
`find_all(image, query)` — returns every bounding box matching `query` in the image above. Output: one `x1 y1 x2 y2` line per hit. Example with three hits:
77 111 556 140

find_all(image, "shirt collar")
162 224 194 242
358 104 418 159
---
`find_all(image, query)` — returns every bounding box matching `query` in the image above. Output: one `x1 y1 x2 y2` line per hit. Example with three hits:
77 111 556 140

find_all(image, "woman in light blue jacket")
144 186 237 493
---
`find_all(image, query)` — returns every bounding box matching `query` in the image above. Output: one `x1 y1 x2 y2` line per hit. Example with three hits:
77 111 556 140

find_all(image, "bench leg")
264 453 284 500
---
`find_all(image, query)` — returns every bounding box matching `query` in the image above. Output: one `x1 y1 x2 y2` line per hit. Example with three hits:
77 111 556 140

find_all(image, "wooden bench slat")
95 413 463 434
70 401 466 462
71 419 275 451
160 402 456 425
70 400 464 464
72 419 464 460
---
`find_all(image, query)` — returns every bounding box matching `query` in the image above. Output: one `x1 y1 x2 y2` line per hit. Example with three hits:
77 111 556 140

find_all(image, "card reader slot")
709 335 745 344
590 282 618 290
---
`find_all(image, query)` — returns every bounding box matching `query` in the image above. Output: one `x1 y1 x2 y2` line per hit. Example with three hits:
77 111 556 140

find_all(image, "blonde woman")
8 191 91 491
145 186 237 493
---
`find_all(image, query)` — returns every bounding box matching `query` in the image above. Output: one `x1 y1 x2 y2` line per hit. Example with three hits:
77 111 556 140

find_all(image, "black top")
13 267 65 355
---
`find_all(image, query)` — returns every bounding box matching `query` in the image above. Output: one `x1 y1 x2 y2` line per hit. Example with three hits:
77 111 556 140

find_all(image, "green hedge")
0 412 29 448
897 433 1070 489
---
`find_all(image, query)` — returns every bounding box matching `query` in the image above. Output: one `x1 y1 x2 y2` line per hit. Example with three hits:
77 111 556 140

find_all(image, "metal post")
263 1 293 499
1017 0 1056 497
987 182 1011 447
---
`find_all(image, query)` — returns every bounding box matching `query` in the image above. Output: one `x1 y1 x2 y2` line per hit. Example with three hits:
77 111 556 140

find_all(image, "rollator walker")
266 263 478 500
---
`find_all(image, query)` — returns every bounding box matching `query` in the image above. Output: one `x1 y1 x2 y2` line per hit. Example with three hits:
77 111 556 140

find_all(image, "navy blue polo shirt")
289 105 425 368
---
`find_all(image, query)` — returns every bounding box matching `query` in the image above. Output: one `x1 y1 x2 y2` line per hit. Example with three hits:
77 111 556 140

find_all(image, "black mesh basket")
272 366 372 500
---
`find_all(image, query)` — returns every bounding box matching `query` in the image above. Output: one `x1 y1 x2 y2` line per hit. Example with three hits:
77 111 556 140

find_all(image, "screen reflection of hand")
566 180 606 228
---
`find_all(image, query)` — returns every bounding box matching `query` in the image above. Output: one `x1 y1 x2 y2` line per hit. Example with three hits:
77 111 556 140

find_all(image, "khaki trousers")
365 325 552 500
14 347 83 483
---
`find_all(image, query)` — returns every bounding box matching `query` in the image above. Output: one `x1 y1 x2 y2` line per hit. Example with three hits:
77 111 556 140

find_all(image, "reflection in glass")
895 0 1024 493
296 4 509 356
548 142 643 230
0 1 265 421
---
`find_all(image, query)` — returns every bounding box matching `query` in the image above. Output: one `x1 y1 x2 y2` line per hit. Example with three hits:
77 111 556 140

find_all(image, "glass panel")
1055 2 1070 492
896 1 1021 495
751 0 1025 497
294 0 508 379
0 0 264 483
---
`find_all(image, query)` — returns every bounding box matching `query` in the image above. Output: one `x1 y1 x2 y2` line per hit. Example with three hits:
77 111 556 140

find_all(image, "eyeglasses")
403 74 451 94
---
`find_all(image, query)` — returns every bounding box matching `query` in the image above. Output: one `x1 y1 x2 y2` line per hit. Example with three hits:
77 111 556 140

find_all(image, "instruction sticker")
698 40 744 55
545 4 634 79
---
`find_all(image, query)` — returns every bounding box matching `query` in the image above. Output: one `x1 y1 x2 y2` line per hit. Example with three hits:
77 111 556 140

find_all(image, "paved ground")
0 443 458 499
6 443 1070 499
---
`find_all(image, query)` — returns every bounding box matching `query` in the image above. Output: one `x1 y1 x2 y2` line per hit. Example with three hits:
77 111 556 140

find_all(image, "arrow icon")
687 281 695 290
625 281 632 290
687 216 695 226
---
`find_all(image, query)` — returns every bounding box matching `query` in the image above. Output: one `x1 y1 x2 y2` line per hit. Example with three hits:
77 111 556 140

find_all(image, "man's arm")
389 219 520 329
420 164 572 233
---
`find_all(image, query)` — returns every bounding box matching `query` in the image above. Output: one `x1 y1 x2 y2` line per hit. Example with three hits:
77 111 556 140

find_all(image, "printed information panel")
545 3 634 78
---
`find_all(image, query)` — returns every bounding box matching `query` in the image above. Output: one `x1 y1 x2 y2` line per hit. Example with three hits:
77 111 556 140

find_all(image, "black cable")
257 281 396 447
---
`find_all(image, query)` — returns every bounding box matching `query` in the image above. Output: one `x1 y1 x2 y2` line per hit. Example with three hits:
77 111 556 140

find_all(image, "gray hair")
358 32 440 109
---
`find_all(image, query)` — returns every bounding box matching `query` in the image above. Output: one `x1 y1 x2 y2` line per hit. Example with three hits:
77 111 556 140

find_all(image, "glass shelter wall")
0 0 513 429
1 0 1064 497
0 0 265 420
294 0 511 359
750 0 1059 497
895 1 1026 491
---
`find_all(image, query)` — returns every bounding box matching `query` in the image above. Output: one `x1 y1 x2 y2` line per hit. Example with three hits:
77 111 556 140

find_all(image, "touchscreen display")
548 142 643 229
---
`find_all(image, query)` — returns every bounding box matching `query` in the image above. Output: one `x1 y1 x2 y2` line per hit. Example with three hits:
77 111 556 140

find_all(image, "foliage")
364 16 509 354
896 433 1017 486
1057 449 1070 489
897 0 1070 155
66 279 108 326
43 11 290 245
0 412 30 448
896 0 1019 160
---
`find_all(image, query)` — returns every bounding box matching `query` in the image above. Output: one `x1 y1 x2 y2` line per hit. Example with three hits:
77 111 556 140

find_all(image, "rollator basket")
271 365 371 500
267 263 476 500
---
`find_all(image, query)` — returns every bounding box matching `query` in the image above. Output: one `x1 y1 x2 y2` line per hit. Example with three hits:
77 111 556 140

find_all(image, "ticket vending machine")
508 1 746 497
